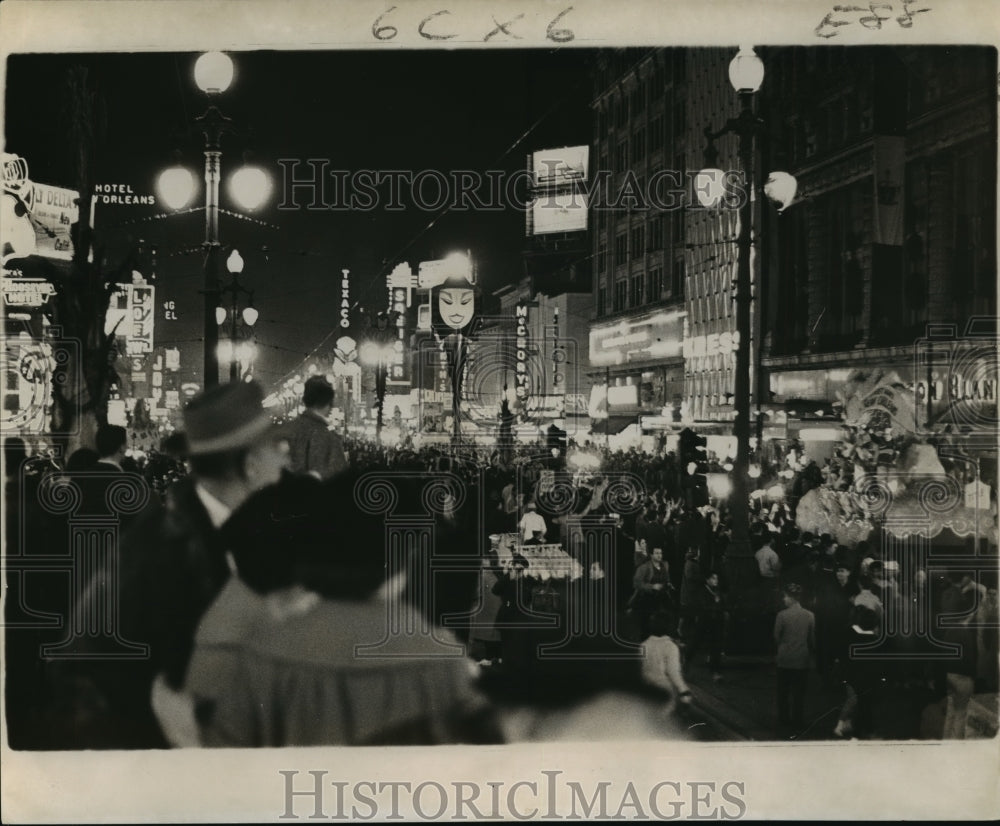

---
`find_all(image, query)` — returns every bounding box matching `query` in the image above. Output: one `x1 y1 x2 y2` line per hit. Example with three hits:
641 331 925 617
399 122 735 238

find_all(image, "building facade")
589 49 688 435
758 46 997 452
590 45 996 466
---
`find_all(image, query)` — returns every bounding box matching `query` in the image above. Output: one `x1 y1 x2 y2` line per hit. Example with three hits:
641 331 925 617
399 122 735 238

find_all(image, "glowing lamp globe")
441 251 474 285
229 166 271 211
695 168 726 208
242 306 258 326
157 166 196 210
237 342 257 363
215 306 227 326
360 342 378 365
194 51 234 95
764 171 798 213
226 249 244 274
728 45 764 94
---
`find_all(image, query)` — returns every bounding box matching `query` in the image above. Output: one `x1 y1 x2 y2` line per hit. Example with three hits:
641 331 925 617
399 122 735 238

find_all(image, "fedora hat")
183 380 272 455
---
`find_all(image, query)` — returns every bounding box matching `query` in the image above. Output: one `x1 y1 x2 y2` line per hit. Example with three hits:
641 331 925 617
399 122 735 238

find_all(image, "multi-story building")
757 46 997 456
591 45 996 470
681 48 752 435
589 49 688 438
476 277 592 440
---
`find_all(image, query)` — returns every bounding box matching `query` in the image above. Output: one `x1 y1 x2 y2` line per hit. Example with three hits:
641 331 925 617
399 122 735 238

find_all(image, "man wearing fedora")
283 375 348 480
55 381 290 748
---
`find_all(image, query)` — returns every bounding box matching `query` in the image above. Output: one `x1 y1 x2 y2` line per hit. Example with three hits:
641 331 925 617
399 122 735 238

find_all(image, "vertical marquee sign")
340 268 351 329
515 301 530 407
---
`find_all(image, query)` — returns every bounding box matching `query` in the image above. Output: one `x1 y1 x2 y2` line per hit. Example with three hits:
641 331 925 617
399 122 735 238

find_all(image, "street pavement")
681 652 991 742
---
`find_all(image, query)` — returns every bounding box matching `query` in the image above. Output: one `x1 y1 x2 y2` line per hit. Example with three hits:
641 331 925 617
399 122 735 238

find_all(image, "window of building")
631 128 645 162
858 85 873 133
626 174 645 215
616 96 629 127
951 144 995 317
630 273 644 307
646 266 662 300
597 243 607 274
648 216 663 250
649 64 663 104
615 232 628 266
671 208 685 247
812 183 867 345
673 152 685 179
597 286 607 316
648 116 664 154
631 83 645 114
616 140 628 172
844 94 858 140
614 279 628 311
671 257 685 297
631 224 645 257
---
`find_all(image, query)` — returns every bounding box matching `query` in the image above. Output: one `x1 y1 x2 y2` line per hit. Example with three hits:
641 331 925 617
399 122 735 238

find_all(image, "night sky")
3 48 596 389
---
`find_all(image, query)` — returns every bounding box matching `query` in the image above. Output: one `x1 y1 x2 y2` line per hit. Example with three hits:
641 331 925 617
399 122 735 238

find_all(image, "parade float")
793 368 997 548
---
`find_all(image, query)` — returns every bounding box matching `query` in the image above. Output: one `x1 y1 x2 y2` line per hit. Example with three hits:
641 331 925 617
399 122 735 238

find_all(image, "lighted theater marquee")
590 311 685 368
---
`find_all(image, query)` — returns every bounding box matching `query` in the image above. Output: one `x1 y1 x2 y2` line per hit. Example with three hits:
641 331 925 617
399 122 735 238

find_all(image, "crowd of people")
3 374 997 749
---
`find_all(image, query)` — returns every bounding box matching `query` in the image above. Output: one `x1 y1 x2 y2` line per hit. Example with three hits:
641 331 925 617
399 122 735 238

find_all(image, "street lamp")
696 46 797 563
216 248 258 383
156 51 270 390
361 338 394 442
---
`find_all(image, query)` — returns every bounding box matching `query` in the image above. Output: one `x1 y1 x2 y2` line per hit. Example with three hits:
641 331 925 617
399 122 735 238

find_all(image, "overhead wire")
272 48 605 393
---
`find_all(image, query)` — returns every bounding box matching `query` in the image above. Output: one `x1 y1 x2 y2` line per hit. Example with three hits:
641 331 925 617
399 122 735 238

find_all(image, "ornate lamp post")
696 46 799 566
361 330 394 443
156 51 270 390
216 249 258 382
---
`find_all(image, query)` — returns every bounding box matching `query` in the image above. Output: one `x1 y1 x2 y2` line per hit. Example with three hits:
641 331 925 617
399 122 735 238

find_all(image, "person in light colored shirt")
755 539 782 579
518 501 547 543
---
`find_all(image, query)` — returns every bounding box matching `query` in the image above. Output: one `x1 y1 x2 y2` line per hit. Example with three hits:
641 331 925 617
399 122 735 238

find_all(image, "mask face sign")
439 287 474 330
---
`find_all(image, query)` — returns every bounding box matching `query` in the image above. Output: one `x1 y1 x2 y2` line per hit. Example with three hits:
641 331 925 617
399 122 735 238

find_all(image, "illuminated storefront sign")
515 302 529 401
608 383 638 407
389 286 408 382
916 376 997 404
1 278 56 307
340 268 351 329
602 331 649 349
682 330 740 361
30 182 79 260
590 311 685 366
437 345 449 394
126 284 155 356
552 306 562 390
1 155 79 262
